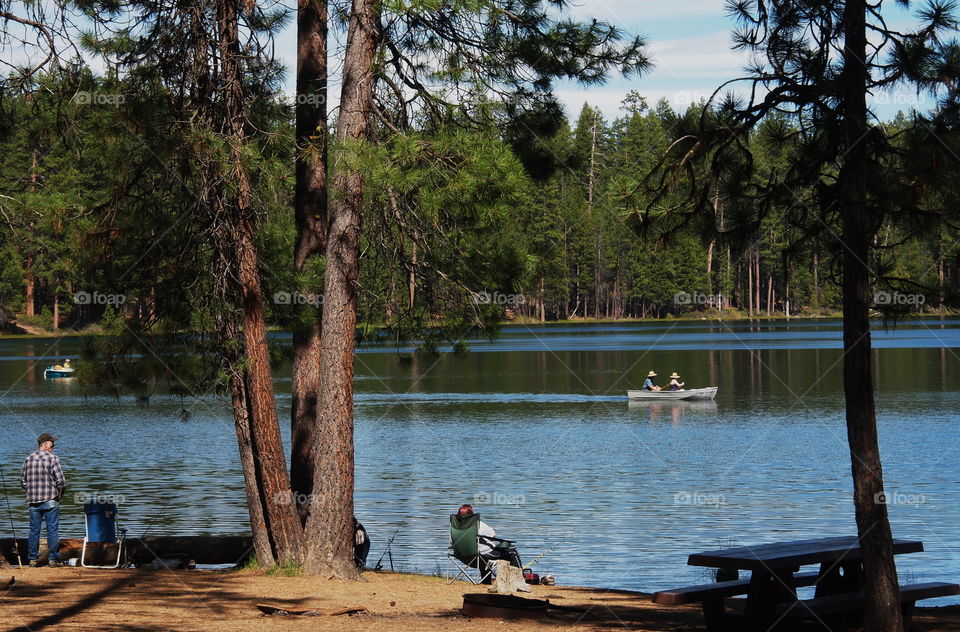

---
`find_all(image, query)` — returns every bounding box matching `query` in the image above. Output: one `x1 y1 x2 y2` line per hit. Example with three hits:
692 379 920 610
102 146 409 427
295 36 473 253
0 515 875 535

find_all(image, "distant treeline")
1 73 955 332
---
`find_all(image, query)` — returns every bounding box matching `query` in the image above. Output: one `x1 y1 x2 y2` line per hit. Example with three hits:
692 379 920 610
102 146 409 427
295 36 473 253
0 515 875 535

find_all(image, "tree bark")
754 248 761 315
217 0 303 564
409 241 417 309
302 0 380 578
227 363 274 564
290 0 329 524
705 238 714 295
840 1 902 629
24 255 35 317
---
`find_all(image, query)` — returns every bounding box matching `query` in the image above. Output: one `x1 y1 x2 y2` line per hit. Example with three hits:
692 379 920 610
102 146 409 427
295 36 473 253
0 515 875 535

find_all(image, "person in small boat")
642 370 662 391
668 372 685 391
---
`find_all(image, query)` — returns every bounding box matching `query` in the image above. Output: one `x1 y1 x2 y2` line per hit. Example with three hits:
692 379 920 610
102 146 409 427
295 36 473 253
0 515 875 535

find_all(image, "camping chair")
447 513 517 585
80 501 127 569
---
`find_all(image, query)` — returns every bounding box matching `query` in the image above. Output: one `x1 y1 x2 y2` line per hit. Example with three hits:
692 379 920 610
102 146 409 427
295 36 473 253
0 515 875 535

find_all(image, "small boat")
44 360 76 379
626 387 718 401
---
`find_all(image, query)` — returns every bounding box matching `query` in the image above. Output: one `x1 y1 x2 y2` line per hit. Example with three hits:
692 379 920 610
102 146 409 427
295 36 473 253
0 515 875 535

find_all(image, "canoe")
43 366 76 379
626 387 718 401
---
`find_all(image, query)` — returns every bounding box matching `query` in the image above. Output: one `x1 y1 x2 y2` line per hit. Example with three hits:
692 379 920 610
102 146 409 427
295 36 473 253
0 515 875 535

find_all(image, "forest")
3 78 955 335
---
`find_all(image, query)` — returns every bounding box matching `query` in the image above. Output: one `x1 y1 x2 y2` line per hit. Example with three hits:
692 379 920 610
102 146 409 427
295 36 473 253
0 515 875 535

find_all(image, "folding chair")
447 513 518 584
81 501 127 568
448 513 490 584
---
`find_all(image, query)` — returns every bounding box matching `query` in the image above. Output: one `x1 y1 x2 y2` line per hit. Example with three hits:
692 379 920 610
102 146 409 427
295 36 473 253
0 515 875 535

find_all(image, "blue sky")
273 0 749 121
268 0 931 123
5 1 933 123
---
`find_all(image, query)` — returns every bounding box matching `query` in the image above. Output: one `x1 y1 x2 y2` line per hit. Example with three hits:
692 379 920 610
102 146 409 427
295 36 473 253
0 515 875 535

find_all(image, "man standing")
20 433 66 567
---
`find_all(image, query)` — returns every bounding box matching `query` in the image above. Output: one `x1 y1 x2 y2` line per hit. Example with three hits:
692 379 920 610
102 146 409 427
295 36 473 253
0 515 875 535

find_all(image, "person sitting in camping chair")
448 503 522 584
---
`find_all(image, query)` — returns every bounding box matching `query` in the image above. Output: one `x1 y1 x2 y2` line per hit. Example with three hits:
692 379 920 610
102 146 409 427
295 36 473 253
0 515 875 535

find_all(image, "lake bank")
16 308 960 338
3 568 959 631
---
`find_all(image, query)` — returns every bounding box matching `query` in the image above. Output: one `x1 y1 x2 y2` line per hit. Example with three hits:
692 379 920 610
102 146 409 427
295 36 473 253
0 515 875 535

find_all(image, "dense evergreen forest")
1 75 956 334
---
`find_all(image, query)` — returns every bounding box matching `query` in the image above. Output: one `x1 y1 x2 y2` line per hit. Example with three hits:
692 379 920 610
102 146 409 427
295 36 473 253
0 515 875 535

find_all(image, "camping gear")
81 501 126 568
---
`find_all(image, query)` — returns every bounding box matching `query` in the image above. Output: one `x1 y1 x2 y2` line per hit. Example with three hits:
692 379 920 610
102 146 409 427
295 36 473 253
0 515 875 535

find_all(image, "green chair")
447 513 517 584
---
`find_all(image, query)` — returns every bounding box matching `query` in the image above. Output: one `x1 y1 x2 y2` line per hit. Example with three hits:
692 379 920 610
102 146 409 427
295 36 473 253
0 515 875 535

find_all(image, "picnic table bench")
653 536 959 631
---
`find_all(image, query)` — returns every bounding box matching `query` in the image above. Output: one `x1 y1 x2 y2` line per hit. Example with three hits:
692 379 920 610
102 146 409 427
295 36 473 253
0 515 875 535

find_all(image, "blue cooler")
83 502 118 543
81 501 125 568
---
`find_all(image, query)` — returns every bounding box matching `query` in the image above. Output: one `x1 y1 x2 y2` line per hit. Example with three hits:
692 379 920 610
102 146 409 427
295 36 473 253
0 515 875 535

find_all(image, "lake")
1 318 958 599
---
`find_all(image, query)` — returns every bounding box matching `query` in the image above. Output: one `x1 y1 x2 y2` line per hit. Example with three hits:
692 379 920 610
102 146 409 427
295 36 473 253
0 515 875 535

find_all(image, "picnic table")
653 536 959 632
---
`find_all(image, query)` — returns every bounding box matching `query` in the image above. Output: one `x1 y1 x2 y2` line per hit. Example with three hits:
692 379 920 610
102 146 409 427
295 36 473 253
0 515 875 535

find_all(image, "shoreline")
4 311 958 339
3 567 959 631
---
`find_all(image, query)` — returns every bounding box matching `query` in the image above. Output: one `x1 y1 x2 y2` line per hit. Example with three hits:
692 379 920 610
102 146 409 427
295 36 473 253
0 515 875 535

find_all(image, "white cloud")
567 0 725 29
647 31 749 81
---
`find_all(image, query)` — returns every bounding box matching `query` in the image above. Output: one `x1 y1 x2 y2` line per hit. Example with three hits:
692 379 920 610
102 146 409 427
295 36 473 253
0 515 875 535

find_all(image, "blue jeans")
28 500 60 562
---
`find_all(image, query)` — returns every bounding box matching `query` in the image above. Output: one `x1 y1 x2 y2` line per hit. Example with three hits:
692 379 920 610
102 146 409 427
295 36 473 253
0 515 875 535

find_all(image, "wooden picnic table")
689 535 923 607
655 535 958 632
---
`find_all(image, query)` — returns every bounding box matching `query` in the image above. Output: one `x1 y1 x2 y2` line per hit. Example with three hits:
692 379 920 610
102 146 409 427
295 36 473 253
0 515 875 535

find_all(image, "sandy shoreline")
2 567 959 631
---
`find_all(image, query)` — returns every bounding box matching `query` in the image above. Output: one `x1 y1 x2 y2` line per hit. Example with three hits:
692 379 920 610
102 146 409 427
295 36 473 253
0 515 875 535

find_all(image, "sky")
270 0 751 122
5 1 937 123
266 0 933 123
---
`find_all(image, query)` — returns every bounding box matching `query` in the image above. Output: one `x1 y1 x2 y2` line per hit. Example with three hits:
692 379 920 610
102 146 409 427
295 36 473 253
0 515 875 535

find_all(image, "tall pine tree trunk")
290 0 329 523
217 0 303 564
302 0 379 577
840 1 902 629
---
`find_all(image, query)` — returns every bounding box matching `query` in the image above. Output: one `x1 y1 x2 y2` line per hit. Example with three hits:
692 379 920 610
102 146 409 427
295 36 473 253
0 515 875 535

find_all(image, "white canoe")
626 387 718 401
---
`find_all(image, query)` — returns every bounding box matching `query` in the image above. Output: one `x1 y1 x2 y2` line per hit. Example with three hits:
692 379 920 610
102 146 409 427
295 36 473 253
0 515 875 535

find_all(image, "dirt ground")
2 567 959 631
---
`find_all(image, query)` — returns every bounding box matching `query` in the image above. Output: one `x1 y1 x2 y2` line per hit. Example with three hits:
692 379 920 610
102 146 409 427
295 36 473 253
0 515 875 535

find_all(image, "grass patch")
235 556 262 571
265 559 303 577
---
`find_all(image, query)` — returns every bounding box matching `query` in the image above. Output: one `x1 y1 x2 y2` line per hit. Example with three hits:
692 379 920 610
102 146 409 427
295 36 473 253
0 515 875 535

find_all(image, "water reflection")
627 400 718 423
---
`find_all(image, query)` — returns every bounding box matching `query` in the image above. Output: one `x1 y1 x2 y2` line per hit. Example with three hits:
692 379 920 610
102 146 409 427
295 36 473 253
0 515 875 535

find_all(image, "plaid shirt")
20 450 65 504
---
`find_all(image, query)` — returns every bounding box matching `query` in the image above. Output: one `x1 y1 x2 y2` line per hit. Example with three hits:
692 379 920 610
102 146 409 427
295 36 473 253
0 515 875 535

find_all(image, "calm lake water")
1 318 959 599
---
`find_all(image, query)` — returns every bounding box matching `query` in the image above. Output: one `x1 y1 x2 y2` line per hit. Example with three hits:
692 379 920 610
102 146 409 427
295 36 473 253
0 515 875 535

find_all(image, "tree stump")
488 560 531 594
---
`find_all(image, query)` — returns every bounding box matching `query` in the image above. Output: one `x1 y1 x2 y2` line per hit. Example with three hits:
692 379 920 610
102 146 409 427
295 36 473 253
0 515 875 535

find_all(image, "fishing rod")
522 535 569 572
0 465 23 567
374 522 404 572
139 499 171 540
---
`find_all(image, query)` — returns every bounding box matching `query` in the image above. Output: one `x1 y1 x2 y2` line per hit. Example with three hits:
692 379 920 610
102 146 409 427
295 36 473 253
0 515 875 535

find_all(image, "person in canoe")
642 371 662 391
668 372 685 391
